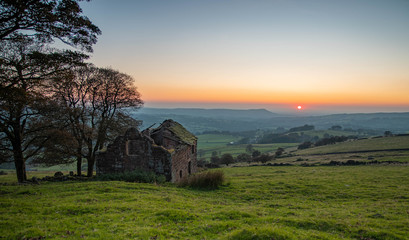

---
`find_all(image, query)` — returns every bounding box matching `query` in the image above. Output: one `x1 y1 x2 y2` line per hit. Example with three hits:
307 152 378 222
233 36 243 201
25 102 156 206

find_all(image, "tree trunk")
76 156 82 176
86 142 95 177
76 144 82 176
87 156 94 177
13 145 27 183
11 118 27 183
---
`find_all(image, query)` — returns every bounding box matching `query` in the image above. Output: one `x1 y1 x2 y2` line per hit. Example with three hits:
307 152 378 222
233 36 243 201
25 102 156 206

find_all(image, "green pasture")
297 135 409 155
198 143 297 159
289 129 358 138
1 165 409 239
197 134 297 159
197 134 242 149
277 135 409 166
276 150 409 166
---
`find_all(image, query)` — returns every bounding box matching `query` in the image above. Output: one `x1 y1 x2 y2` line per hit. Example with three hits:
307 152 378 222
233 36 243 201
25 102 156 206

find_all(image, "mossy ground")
1 165 409 239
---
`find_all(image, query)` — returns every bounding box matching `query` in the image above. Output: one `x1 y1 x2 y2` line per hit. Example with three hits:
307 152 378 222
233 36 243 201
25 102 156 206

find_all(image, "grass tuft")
178 170 225 189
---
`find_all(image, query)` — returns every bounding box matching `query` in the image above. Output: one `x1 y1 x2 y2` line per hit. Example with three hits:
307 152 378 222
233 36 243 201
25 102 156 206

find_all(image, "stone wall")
171 142 197 182
96 120 198 182
151 146 172 181
96 128 171 178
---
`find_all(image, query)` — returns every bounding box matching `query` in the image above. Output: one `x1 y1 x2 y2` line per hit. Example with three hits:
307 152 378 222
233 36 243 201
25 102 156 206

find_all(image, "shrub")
220 153 234 166
96 169 166 184
253 154 272 163
235 153 251 163
205 162 220 168
252 150 261 158
298 141 312 149
275 147 285 157
178 170 225 189
315 136 349 146
210 155 220 165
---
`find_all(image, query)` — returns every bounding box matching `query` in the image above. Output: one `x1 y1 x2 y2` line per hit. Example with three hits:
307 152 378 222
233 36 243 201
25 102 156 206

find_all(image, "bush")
315 136 349 146
235 153 251 163
298 141 312 149
220 153 234 166
96 169 166 184
275 147 285 157
178 170 225 189
253 154 272 163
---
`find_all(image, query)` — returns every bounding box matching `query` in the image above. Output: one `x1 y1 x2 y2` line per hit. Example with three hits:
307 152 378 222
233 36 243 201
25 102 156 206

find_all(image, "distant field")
197 134 242 149
271 135 409 166
197 134 297 159
297 135 409 155
196 130 367 161
198 143 297 159
290 129 358 138
1 166 408 239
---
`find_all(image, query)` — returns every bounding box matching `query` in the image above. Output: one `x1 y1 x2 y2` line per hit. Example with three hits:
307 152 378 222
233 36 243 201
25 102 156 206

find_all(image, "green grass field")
1 165 409 239
197 134 298 159
198 134 242 148
289 129 359 138
297 135 409 155
275 135 409 166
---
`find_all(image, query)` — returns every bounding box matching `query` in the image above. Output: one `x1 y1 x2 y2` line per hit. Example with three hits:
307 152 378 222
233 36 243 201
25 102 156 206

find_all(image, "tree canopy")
50 65 143 177
0 36 88 182
0 0 101 52
0 0 146 182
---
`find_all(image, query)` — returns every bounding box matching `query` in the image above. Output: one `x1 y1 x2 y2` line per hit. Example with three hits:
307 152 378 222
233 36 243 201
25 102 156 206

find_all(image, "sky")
79 0 409 114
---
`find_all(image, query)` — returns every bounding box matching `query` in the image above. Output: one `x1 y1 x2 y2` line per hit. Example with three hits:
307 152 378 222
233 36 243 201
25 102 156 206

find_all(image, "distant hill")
129 108 409 134
138 108 278 120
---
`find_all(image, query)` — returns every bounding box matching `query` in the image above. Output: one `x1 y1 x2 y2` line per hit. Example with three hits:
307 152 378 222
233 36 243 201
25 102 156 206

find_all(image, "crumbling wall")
151 127 198 182
151 145 172 181
171 143 198 182
97 128 154 175
151 128 178 149
96 120 198 182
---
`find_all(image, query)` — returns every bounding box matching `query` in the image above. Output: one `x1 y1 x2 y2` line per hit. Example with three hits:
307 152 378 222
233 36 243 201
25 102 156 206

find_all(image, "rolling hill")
130 107 409 134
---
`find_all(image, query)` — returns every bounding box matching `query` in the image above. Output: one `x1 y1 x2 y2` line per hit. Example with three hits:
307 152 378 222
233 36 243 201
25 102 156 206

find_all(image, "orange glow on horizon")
139 84 409 106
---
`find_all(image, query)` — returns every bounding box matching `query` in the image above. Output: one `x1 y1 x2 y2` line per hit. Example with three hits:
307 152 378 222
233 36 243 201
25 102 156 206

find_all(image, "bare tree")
52 66 143 177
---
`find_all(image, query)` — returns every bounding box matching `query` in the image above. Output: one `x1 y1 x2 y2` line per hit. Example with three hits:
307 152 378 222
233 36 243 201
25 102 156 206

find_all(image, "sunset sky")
80 0 409 114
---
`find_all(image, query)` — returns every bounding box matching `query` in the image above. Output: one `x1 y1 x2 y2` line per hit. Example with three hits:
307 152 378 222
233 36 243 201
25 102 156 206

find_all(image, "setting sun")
297 105 302 110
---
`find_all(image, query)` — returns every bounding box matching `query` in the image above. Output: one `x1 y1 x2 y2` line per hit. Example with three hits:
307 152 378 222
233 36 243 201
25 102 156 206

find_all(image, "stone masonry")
96 119 197 182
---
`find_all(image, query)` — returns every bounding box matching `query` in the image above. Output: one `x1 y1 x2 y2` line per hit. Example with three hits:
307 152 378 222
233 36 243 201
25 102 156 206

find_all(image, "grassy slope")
197 130 360 160
1 166 409 239
274 135 409 165
297 135 409 155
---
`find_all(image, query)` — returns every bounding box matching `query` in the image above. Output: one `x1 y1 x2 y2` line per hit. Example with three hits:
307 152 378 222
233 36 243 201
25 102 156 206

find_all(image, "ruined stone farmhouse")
96 119 197 182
